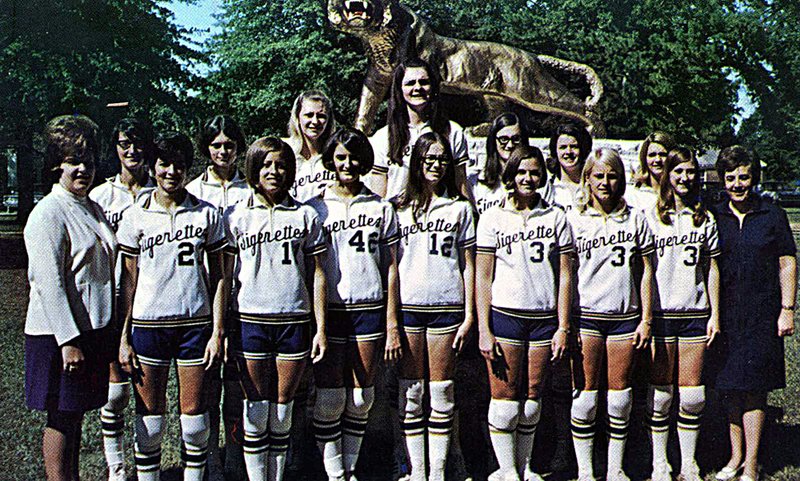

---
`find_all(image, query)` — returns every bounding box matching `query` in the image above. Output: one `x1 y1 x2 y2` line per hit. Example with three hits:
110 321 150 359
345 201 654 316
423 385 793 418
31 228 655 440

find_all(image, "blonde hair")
286 90 336 156
576 148 627 213
634 131 675 187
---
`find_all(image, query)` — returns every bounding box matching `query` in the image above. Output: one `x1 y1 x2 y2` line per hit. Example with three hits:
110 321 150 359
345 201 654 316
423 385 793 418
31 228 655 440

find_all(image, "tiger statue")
327 0 606 136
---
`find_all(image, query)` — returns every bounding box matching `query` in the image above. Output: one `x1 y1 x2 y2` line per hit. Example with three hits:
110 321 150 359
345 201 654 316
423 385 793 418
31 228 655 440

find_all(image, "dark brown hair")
715 145 760 186
501 144 546 191
321 127 374 176
44 114 100 184
244 137 296 192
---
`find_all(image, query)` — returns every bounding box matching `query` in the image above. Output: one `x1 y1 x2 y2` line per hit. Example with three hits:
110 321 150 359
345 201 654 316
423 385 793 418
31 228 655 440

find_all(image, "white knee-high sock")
398 378 426 479
135 414 165 481
428 380 455 481
648 384 673 469
268 401 293 481
516 398 542 479
313 387 346 479
343 386 374 474
678 386 705 473
571 390 598 479
101 382 130 471
180 412 210 481
606 388 633 474
488 398 522 477
243 399 270 481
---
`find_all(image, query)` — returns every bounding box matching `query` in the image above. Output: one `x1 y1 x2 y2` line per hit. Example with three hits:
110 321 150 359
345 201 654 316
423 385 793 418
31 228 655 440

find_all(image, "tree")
203 0 366 139
0 0 201 220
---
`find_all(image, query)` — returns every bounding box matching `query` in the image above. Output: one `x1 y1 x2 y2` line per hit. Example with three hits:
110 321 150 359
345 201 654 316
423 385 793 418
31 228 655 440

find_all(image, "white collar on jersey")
140 190 201 212
498 195 552 215
201 166 246 186
246 190 299 210
108 173 156 192
584 200 632 221
321 184 378 202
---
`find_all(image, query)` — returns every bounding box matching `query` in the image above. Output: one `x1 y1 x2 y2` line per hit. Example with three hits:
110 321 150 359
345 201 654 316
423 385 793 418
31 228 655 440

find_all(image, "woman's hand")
119 336 138 374
633 320 651 349
204 329 224 370
384 326 403 364
311 331 327 364
778 309 795 337
551 329 568 361
62 344 84 374
479 330 500 362
706 318 721 347
452 317 473 353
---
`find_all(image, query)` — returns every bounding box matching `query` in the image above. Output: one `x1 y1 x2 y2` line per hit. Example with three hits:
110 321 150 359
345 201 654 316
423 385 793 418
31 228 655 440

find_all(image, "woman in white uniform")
567 148 655 481
393 131 476 481
285 90 338 201
471 113 528 214
645 147 721 481
626 131 675 211
476 145 574 481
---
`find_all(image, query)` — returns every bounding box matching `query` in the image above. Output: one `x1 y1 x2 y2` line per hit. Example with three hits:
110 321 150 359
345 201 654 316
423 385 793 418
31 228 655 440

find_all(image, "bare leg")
742 392 767 480
426 331 458 481
43 411 83 481
724 392 745 472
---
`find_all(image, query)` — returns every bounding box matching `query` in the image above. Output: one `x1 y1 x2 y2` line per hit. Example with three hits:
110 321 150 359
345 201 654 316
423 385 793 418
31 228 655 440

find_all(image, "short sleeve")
205 208 228 253
450 123 470 166
635 210 655 256
457 203 477 248
116 207 140 257
304 210 328 256
476 212 497 255
380 203 400 246
704 214 721 257
369 128 389 175
774 207 797 257
555 210 575 254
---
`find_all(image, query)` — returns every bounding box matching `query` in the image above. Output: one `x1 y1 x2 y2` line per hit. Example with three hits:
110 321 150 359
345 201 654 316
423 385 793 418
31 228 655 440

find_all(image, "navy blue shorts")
652 312 708 344
131 324 211 367
25 326 113 413
574 316 637 341
490 307 557 348
401 310 462 335
328 307 385 344
238 321 310 362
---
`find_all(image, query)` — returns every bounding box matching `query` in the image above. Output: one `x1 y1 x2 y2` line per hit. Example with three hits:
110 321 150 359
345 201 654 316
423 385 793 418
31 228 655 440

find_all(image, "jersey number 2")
429 233 454 257
177 242 194 266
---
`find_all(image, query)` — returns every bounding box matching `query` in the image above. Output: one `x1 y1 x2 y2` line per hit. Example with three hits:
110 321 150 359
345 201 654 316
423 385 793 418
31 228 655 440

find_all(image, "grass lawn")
1 209 800 480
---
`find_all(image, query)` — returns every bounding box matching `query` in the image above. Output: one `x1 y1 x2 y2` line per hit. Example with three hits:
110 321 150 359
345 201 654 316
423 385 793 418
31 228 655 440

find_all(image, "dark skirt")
25 325 115 413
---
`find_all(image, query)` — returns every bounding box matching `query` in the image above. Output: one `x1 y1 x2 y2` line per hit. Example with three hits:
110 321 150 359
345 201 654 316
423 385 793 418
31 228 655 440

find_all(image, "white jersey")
469 174 507 215
477 198 574 313
396 195 476 311
306 186 399 309
625 184 657 212
185 167 250 214
89 174 156 232
568 204 654 320
25 185 117 345
90 174 156 295
370 120 469 200
645 206 720 315
117 192 227 327
293 153 337 202
224 193 327 321
550 176 581 212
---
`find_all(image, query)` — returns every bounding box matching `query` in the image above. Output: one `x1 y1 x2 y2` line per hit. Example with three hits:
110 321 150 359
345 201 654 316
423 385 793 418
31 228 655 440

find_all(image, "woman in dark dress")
712 145 796 481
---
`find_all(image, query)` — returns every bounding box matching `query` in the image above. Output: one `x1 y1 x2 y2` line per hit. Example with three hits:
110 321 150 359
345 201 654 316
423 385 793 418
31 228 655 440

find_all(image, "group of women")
23 57 795 481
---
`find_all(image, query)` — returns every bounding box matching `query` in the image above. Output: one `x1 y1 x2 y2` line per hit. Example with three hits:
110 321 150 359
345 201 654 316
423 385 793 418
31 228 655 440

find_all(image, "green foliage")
203 0 366 139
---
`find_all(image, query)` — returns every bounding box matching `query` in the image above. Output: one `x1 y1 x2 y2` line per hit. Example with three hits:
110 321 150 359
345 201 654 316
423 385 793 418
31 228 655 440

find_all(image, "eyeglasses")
423 155 450 168
117 140 144 151
497 135 522 146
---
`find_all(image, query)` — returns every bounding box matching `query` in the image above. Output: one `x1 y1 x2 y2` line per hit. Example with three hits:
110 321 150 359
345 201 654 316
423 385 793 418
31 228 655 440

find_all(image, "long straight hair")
656 146 708 227
286 90 336 156
397 132 464 221
388 58 449 166
635 131 675 187
483 112 529 189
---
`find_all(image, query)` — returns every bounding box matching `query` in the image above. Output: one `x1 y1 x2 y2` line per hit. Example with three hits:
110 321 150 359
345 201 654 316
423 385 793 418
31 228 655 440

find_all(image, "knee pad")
571 390 599 424
104 382 130 413
314 387 347 422
679 386 705 415
648 384 674 416
135 414 166 452
488 399 521 432
244 400 270 433
520 398 542 426
270 401 293 434
398 379 425 419
180 412 210 447
428 380 455 416
345 386 375 417
607 388 633 419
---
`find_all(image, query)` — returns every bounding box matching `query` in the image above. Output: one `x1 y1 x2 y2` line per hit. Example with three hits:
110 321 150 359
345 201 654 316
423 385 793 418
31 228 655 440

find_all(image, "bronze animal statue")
328 0 606 137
